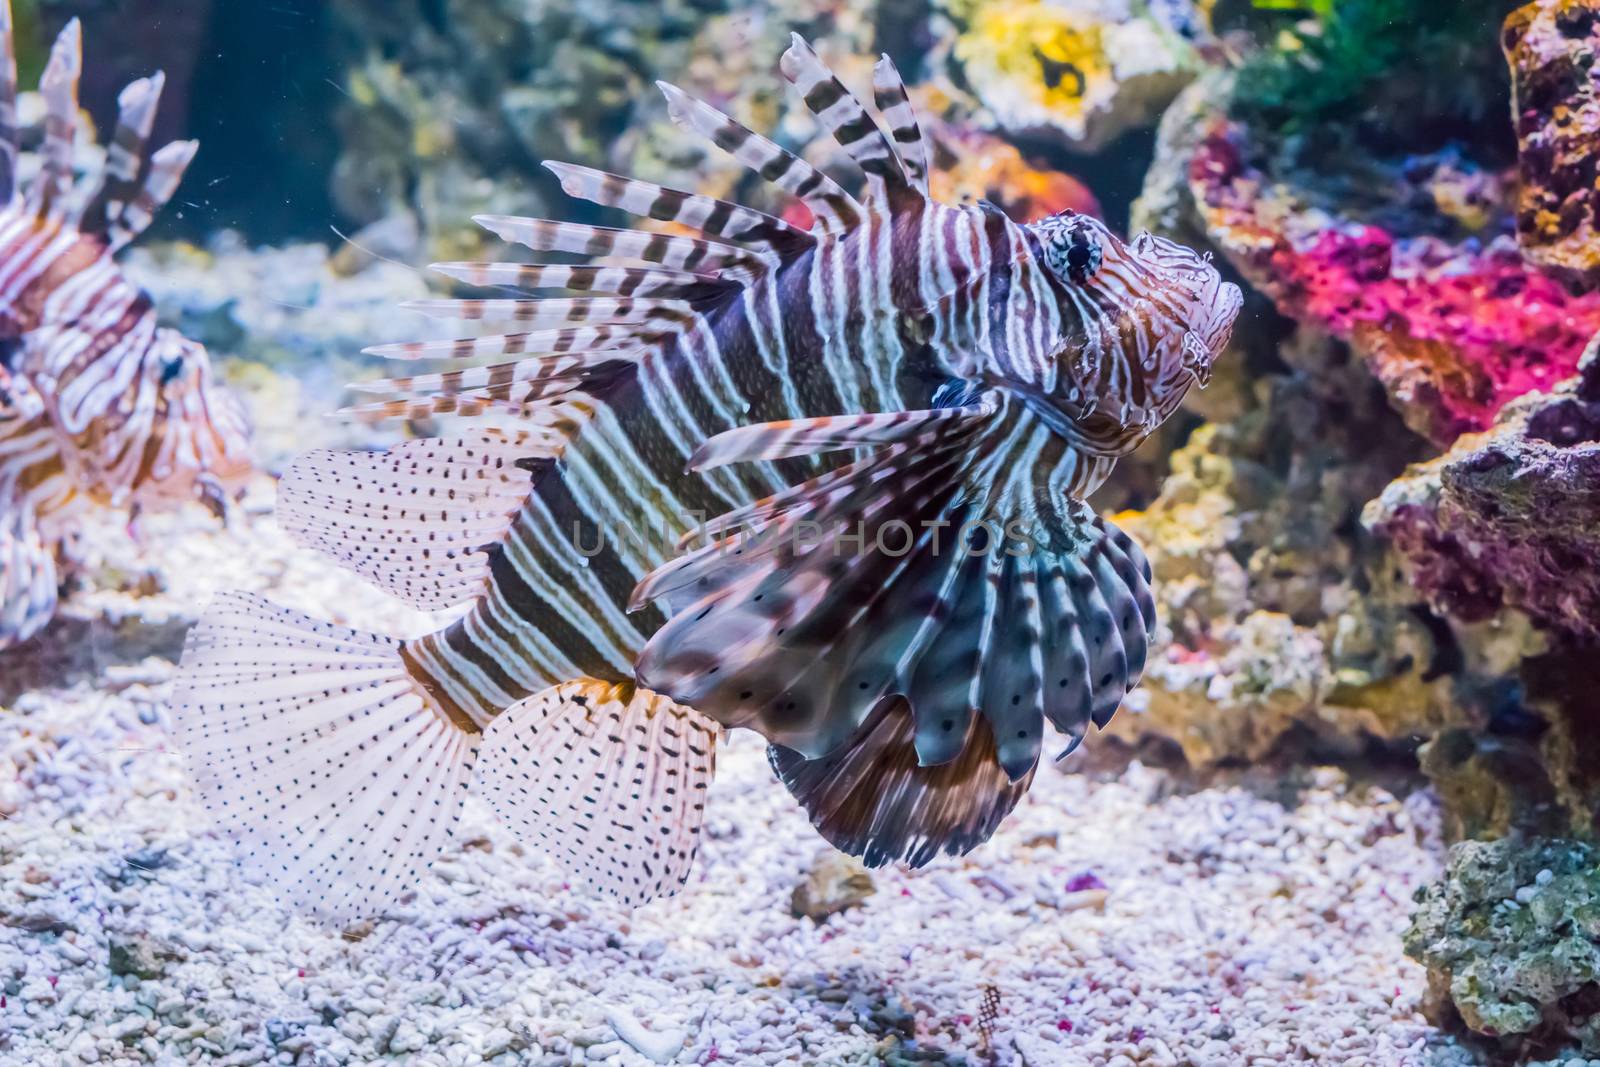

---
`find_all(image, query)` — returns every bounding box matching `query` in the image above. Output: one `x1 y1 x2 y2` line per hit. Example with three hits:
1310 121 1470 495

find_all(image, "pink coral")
1190 122 1600 444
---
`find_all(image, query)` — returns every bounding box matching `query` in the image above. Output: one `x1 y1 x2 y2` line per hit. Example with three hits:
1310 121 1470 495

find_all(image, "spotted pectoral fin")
475 679 718 907
631 398 1154 809
628 399 992 758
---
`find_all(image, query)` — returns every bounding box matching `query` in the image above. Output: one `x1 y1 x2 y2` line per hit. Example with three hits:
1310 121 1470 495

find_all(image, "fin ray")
871 56 930 196
277 432 536 611
781 35 908 199
476 679 718 906
769 699 1030 868
656 80 863 233
544 160 810 256
108 139 196 251
174 592 481 922
31 19 82 218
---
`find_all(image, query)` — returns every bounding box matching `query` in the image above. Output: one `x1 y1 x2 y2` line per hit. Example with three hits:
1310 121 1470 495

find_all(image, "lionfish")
0 3 252 648
176 39 1240 920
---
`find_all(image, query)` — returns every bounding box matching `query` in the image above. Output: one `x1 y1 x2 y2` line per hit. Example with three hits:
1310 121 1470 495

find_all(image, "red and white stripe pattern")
0 3 251 648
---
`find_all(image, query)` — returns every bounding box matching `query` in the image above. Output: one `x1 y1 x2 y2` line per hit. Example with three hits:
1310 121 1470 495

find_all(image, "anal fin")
475 679 718 907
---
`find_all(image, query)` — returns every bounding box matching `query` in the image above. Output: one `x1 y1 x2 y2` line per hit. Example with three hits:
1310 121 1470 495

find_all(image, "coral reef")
1504 0 1600 289
1121 12 1600 1056
1189 113 1600 445
1157 1 1600 447
938 0 1208 150
1367 340 1600 641
323 0 883 259
1365 336 1600 852
1100 331 1491 768
1406 837 1600 1055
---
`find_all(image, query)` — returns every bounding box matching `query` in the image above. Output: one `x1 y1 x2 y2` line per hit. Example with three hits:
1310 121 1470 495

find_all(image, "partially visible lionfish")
176 38 1240 920
0 3 252 649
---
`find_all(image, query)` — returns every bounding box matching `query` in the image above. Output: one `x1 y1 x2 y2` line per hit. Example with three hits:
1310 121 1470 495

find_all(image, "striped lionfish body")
177 39 1240 919
0 4 252 649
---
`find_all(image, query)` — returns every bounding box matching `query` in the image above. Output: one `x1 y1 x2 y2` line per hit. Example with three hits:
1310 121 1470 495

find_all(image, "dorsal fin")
543 160 812 257
31 19 81 218
82 71 165 233
780 35 909 202
0 0 18 203
871 56 930 197
430 260 738 303
473 215 763 279
364 324 657 362
655 80 863 234
107 139 195 251
398 294 691 328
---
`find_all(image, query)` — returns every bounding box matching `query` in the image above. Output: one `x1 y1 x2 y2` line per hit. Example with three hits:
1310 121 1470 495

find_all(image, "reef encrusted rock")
1366 338 1600 642
1188 117 1600 446
938 0 1208 151
1406 836 1600 1054
1098 329 1493 769
1162 0 1600 447
1504 0 1600 290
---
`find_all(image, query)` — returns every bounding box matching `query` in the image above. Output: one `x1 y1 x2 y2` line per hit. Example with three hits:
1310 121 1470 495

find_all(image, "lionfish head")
1016 212 1242 455
134 331 253 510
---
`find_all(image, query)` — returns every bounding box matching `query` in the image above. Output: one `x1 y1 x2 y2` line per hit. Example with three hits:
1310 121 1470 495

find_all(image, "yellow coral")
956 2 1116 141
950 0 1202 148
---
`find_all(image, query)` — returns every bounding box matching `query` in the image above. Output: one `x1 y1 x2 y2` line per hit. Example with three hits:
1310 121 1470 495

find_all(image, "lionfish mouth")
1188 278 1245 379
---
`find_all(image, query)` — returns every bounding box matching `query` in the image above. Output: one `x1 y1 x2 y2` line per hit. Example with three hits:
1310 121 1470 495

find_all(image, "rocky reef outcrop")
1369 341 1600 644
1118 0 1600 1056
1505 0 1600 289
1407 837 1600 1056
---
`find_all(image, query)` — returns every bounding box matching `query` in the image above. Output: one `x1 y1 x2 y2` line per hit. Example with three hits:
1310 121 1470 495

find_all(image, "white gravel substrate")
0 495 1492 1067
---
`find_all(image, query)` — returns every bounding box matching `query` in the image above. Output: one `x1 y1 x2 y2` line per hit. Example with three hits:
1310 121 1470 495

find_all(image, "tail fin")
173 592 480 922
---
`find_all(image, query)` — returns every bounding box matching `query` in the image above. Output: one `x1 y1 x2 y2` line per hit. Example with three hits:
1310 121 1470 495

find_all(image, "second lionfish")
0 2 252 648
177 38 1241 919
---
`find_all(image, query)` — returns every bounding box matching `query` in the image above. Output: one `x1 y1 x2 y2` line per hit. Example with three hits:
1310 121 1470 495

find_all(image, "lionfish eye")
159 355 185 385
1065 240 1096 276
1042 221 1103 284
